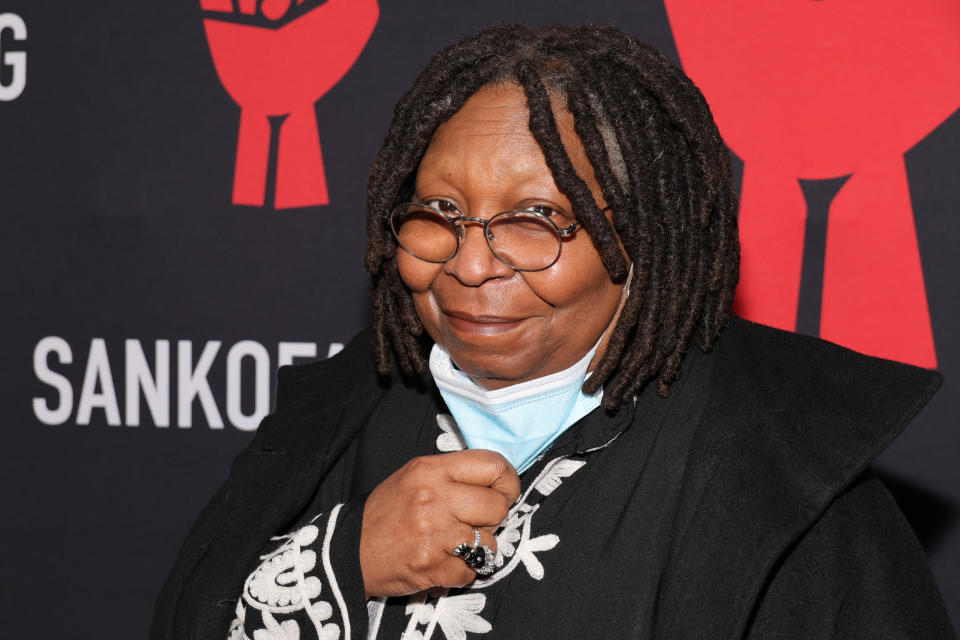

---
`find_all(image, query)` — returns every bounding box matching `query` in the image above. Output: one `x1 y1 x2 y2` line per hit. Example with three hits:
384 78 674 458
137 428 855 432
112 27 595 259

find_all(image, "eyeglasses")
389 202 590 272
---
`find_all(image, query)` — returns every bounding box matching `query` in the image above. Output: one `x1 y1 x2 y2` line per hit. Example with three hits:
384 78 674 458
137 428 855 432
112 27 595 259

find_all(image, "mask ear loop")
584 261 634 384
621 261 634 301
606 260 634 339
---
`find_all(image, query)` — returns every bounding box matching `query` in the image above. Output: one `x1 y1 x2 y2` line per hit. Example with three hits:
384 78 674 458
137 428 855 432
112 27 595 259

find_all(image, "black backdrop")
1 2 958 638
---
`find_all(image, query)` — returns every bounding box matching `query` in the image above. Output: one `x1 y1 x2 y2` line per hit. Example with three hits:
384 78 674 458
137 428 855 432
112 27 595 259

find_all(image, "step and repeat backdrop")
2 1 958 637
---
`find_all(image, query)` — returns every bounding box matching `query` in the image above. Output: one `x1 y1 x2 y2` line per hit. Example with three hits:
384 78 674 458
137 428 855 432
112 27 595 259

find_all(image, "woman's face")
397 83 627 390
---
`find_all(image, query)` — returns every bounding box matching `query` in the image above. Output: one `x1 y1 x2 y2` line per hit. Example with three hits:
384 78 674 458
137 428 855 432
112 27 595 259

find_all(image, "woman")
151 24 954 639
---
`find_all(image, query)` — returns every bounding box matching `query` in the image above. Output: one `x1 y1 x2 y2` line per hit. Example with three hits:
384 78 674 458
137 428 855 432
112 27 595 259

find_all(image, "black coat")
151 317 955 639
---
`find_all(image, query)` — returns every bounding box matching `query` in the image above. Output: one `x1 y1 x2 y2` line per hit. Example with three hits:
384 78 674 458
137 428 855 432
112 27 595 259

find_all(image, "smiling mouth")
442 310 528 335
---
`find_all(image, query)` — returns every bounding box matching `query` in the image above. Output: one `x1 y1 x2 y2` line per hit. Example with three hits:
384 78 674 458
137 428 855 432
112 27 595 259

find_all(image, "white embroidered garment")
229 505 352 640
365 413 589 640
227 413 593 640
225 316 709 640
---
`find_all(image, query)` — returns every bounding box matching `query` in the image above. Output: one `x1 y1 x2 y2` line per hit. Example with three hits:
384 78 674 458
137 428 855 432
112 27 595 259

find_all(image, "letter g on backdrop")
0 12 27 102
665 0 960 368
200 0 379 209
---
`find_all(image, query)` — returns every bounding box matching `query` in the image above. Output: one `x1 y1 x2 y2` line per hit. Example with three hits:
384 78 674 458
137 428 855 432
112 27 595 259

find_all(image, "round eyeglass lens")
488 211 562 271
391 204 459 262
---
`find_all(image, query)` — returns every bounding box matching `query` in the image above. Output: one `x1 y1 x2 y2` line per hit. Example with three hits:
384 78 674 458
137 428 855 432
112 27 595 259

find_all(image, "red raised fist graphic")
665 0 960 367
201 0 379 209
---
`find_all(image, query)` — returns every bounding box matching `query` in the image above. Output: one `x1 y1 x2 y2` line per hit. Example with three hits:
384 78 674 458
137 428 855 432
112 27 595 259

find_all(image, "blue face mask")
429 340 603 473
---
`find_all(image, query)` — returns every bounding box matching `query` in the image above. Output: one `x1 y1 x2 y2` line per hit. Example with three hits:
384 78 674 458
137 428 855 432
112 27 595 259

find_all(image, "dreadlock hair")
364 24 739 410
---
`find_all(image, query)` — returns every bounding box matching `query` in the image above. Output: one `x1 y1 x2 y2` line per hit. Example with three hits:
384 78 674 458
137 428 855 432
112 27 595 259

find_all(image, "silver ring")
453 527 498 576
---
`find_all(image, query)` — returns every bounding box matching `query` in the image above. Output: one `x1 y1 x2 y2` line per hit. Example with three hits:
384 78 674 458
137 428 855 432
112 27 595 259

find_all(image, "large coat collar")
654 317 941 639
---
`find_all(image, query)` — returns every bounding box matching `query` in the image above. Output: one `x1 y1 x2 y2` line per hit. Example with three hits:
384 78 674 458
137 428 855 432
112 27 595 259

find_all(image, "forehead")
429 84 532 141
416 83 593 193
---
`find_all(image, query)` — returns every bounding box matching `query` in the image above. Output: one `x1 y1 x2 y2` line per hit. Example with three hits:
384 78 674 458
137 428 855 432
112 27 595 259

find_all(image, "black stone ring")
453 528 497 576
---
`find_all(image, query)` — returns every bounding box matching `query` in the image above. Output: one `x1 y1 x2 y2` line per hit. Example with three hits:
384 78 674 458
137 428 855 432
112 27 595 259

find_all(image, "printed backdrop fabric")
1 1 958 638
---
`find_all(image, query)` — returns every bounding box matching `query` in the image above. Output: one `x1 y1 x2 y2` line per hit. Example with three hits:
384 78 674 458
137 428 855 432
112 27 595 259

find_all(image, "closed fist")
360 450 521 597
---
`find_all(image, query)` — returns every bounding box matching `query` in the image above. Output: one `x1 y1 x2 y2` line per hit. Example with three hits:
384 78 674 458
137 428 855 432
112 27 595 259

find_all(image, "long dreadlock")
364 24 739 409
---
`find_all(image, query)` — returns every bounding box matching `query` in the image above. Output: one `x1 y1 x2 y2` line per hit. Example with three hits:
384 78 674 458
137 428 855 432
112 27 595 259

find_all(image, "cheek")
396 250 442 333
396 251 439 292
524 245 617 311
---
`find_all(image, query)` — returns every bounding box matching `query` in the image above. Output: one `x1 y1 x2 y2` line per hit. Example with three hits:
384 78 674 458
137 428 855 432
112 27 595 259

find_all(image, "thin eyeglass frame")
389 201 597 272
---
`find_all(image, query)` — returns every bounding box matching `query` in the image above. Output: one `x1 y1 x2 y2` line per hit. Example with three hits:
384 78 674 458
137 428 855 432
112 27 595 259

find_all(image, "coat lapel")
654 318 941 640
184 371 436 640
182 400 370 640
154 329 398 640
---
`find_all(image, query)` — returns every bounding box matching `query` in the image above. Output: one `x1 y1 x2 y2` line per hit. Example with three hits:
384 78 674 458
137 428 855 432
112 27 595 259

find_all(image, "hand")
360 450 521 598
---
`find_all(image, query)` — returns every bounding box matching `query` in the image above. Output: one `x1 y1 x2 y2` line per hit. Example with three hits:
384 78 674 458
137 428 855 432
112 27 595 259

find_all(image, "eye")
523 204 557 216
424 198 461 215
523 204 575 226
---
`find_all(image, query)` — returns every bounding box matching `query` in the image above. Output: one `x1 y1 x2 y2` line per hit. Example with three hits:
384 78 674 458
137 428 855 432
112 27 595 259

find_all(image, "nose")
443 220 513 286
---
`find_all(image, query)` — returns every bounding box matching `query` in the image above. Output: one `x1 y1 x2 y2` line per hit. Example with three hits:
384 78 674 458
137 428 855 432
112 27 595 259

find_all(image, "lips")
442 309 528 335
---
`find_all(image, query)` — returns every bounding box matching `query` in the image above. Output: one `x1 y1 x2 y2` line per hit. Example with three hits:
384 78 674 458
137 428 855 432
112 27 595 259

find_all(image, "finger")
439 526 498 587
477 526 499 558
488 461 521 505
447 525 497 556
448 484 512 528
441 555 481 589
442 450 521 503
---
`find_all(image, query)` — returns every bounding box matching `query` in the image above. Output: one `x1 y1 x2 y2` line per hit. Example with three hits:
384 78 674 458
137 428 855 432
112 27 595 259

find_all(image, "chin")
442 342 538 386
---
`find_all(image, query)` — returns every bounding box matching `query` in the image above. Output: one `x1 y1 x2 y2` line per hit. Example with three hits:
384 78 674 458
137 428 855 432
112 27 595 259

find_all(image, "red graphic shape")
665 0 960 367
202 0 379 209
822 158 936 365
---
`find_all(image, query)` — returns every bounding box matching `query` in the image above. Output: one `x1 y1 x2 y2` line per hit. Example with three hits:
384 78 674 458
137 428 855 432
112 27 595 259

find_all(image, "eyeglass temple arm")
559 205 608 235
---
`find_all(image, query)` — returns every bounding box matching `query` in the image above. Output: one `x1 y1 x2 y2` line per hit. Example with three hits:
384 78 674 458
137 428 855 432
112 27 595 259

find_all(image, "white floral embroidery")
232 520 341 640
515 530 559 581
475 503 557 587
402 590 491 640
255 611 302 640
402 592 435 639
246 527 323 611
435 414 466 452
308 602 342 640
401 418 588 639
229 600 250 640
247 547 322 608
533 458 586 496
367 598 386 639
493 518 521 559
407 596 433 624
432 594 491 640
